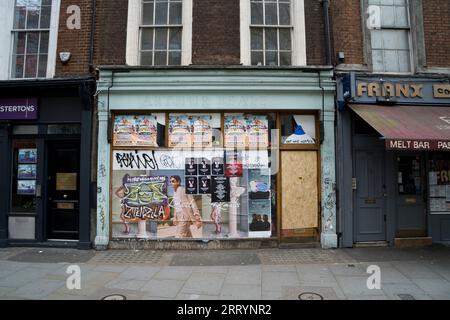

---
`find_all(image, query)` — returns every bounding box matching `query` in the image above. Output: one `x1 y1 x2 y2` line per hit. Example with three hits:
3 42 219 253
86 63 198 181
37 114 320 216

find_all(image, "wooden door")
281 151 319 237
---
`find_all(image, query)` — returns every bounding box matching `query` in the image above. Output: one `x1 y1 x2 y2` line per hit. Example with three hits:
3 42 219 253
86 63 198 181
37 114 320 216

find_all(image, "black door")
47 141 80 240
354 149 387 242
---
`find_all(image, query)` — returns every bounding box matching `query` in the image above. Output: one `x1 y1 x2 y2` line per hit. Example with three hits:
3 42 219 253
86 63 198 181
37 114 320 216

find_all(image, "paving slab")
219 284 262 300
180 272 226 295
262 271 300 292
391 261 445 280
117 266 161 281
171 251 261 266
9 279 64 300
153 267 194 281
335 276 386 296
224 266 262 286
140 279 184 298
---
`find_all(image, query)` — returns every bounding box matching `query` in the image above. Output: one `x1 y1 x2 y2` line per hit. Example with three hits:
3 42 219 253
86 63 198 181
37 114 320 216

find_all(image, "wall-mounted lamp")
59 52 72 64
337 51 345 62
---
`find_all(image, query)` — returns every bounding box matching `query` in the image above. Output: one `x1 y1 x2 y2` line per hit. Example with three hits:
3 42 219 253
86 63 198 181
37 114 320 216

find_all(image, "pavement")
0 245 449 300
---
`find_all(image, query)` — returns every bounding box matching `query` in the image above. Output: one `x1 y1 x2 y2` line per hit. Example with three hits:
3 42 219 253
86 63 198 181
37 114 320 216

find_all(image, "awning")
349 104 450 151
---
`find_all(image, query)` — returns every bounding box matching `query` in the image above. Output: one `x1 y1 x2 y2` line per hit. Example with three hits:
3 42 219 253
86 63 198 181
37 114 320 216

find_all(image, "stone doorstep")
394 237 433 248
353 241 389 248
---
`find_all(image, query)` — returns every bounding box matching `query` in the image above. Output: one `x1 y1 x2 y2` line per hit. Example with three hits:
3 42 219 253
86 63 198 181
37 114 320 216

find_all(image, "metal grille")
258 249 355 265
89 250 164 264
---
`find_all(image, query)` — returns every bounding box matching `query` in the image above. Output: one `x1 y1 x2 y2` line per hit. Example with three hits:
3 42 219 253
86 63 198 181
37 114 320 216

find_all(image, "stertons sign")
0 98 38 120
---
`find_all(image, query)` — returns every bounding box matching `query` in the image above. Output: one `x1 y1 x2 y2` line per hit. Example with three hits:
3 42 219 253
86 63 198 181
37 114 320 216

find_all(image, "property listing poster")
224 115 247 148
169 115 192 148
247 115 269 148
192 115 213 148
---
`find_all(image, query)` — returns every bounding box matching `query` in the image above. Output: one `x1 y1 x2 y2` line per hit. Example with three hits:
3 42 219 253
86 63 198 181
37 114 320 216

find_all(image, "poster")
169 115 192 148
113 115 135 146
192 115 213 148
247 115 269 148
283 115 316 144
225 151 243 177
248 199 272 235
211 176 230 203
18 164 36 179
211 157 224 175
224 115 246 148
134 115 158 147
185 177 198 195
17 180 36 195
120 175 168 221
198 176 211 194
185 158 198 176
198 158 211 176
18 149 37 164
248 169 271 200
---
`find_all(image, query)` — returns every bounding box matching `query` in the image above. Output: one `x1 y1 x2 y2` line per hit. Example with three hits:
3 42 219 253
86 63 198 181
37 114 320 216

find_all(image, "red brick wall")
423 0 450 68
304 0 326 65
55 0 93 77
329 0 364 66
94 0 128 66
192 0 241 65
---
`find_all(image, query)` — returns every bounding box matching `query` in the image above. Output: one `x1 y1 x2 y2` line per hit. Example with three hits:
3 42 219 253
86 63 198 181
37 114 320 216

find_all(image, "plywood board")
281 151 319 229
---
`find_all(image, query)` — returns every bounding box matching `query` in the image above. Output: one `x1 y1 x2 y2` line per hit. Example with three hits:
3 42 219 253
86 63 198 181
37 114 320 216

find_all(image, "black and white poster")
198 176 211 194
211 176 230 203
198 157 211 176
185 177 198 195
211 157 224 176
185 158 198 176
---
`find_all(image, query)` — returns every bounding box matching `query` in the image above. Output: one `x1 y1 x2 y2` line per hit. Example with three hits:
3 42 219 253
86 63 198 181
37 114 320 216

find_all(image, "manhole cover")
397 294 415 300
102 294 127 300
298 292 324 300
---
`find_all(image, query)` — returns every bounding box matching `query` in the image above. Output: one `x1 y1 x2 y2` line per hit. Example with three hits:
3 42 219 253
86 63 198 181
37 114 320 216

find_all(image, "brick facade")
422 0 450 68
55 0 93 77
329 0 365 66
304 0 326 65
94 0 128 67
192 0 241 65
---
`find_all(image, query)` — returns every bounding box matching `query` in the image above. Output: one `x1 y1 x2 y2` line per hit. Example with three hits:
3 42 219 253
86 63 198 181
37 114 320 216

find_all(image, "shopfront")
95 68 337 250
337 74 450 247
0 78 95 249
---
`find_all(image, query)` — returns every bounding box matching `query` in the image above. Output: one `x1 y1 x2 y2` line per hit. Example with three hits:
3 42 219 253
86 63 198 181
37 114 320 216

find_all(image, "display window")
429 153 450 214
110 111 318 240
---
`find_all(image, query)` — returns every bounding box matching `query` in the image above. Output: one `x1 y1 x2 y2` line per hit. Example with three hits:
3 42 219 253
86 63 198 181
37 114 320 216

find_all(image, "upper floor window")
250 0 292 66
141 0 182 65
126 0 192 66
241 0 306 66
369 0 411 73
11 0 52 78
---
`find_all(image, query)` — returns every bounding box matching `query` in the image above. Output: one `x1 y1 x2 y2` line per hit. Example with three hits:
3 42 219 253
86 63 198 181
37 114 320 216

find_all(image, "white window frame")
365 0 414 74
2 0 60 80
126 0 192 66
240 0 306 66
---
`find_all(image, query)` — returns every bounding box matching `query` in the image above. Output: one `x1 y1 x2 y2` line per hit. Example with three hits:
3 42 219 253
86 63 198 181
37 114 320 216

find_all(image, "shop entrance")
395 154 427 237
354 148 386 242
46 141 80 240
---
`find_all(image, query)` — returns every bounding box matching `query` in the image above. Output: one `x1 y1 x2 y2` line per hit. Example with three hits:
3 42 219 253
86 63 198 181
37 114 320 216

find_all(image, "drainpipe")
89 0 97 72
322 0 332 66
106 70 115 143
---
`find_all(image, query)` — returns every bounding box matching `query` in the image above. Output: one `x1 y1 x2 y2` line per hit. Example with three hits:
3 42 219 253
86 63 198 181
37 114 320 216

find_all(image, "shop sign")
386 140 450 151
0 98 38 120
339 74 450 105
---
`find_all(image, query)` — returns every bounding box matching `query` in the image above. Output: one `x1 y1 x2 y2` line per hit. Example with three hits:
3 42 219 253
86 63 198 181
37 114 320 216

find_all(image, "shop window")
11 140 38 214
12 125 39 135
11 0 55 78
429 153 450 214
281 114 316 145
113 114 166 147
397 156 421 195
111 112 277 240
